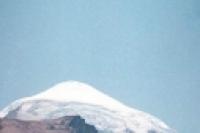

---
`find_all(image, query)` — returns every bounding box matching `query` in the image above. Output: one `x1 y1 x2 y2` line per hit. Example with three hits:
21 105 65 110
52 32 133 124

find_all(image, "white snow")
0 81 175 133
32 81 131 112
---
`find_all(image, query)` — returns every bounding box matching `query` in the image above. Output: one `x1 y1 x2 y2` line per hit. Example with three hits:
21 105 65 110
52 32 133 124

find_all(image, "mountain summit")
0 81 175 133
32 81 131 111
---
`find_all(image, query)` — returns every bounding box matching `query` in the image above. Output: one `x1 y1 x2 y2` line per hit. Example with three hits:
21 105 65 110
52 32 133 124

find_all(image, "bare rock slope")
0 115 97 133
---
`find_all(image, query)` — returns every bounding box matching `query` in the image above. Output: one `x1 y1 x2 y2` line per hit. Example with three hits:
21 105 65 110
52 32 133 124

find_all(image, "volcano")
0 81 174 133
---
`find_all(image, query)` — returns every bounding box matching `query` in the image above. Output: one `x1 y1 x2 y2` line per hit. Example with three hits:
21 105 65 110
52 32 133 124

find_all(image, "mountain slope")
0 115 97 133
0 81 175 133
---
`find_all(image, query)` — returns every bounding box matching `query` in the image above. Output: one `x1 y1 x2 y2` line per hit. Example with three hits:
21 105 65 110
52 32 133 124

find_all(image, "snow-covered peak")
0 81 175 133
32 81 130 112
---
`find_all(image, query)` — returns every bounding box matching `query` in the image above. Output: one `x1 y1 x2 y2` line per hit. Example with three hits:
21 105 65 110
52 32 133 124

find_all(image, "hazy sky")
0 0 199 132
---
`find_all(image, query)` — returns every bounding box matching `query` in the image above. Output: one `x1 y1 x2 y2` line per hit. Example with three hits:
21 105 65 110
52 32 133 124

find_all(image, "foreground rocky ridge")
0 115 97 133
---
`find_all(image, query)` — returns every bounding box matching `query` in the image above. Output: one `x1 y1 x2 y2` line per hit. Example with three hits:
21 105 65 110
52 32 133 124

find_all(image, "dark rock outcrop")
0 116 97 133
69 116 97 133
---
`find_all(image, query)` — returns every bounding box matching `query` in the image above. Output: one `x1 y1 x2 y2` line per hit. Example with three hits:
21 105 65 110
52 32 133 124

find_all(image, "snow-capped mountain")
0 81 175 133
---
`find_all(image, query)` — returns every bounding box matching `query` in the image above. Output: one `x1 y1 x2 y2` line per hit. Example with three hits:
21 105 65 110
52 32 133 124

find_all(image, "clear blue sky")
0 0 199 132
